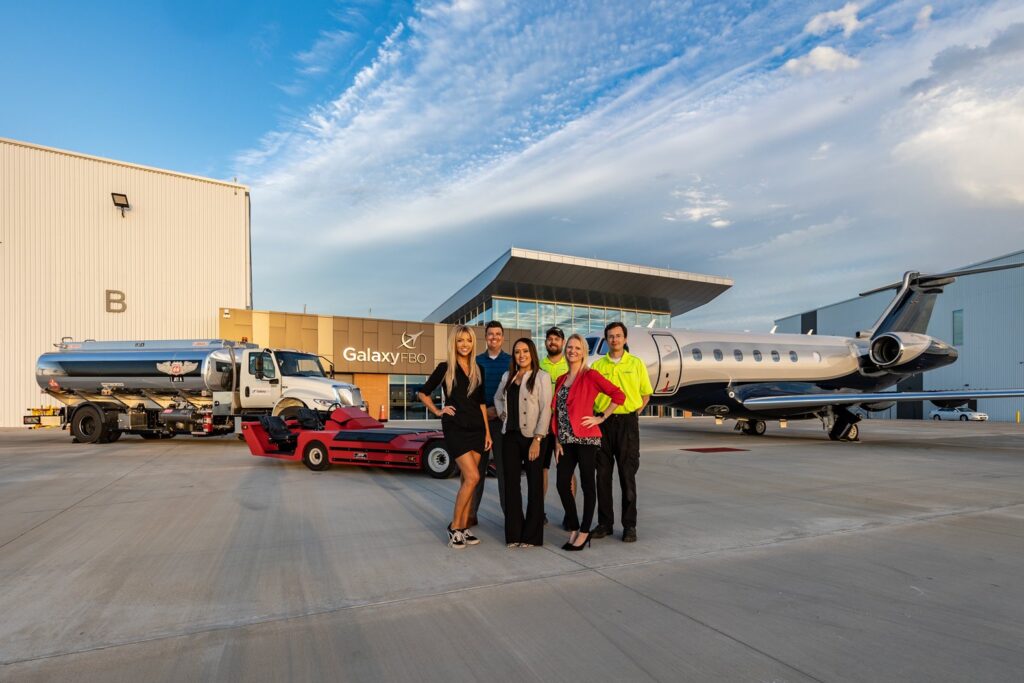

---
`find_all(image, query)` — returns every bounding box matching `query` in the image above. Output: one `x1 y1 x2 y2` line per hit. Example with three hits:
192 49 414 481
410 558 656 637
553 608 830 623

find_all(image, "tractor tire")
302 440 331 472
423 441 456 479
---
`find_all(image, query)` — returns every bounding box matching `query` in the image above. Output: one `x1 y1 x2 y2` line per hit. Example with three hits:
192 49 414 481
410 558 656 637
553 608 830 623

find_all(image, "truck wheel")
276 404 305 421
105 429 123 443
302 440 330 471
71 406 107 444
423 441 456 479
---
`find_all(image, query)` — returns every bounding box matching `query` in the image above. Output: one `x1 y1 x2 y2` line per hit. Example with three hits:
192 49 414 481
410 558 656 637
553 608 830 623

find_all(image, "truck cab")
238 348 364 418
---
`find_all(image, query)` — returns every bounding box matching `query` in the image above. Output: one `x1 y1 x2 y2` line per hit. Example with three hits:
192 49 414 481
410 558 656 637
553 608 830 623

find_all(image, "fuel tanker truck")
27 339 365 443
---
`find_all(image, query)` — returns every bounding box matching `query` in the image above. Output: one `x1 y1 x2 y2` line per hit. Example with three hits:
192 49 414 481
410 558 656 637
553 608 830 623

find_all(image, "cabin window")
753 350 763 362
771 350 780 362
733 350 744 362
789 351 798 362
692 348 703 361
713 349 724 361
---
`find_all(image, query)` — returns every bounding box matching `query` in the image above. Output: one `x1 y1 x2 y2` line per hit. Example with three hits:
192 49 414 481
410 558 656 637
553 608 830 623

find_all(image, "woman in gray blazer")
494 338 552 547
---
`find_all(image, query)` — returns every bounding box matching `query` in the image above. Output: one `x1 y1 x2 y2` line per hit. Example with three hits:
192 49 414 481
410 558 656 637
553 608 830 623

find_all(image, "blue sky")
3 1 1023 330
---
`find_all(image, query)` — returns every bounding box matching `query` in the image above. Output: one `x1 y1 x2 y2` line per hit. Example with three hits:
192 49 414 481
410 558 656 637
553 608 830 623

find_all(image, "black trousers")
556 442 599 532
502 431 544 545
596 413 640 530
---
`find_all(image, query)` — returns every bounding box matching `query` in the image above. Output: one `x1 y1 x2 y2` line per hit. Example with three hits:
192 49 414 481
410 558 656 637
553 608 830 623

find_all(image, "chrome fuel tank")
35 339 257 396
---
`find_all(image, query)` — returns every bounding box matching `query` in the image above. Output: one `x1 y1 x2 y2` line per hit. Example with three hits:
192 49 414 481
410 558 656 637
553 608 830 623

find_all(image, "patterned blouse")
555 383 601 446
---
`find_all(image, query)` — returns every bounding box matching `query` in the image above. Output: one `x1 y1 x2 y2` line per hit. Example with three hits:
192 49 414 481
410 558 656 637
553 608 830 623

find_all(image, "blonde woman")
551 334 624 551
418 326 492 549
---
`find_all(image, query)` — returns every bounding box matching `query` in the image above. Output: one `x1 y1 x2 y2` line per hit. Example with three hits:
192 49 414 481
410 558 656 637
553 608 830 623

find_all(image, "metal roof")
0 136 248 190
425 248 733 323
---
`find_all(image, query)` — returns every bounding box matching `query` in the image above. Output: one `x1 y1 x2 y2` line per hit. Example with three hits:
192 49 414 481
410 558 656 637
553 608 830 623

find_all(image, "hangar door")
651 334 682 395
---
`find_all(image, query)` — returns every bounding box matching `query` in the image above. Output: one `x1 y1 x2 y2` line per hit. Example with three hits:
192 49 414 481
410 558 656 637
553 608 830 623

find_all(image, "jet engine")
868 332 957 372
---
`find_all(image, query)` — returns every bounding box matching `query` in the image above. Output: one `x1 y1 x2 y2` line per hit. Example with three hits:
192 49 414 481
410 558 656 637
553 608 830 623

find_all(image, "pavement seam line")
594 569 828 683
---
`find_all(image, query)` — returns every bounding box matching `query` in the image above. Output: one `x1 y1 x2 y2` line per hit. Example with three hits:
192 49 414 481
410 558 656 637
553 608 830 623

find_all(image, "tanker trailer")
30 339 364 443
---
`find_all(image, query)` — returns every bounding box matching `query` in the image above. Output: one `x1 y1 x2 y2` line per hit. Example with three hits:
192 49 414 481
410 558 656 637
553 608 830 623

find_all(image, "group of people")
417 319 652 551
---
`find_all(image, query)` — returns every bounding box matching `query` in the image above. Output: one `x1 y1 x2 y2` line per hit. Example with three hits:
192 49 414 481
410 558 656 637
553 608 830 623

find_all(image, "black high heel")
562 533 591 551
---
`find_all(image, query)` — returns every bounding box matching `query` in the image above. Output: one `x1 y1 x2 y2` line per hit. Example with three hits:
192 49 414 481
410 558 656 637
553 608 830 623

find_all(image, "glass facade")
460 296 671 339
389 374 441 420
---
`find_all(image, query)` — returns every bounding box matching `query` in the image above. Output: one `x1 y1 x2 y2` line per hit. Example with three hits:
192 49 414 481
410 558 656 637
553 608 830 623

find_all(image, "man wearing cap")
591 321 652 543
538 326 570 524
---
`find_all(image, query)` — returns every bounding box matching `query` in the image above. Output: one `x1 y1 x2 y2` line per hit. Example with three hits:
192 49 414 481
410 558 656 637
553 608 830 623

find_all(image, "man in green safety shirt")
590 321 652 542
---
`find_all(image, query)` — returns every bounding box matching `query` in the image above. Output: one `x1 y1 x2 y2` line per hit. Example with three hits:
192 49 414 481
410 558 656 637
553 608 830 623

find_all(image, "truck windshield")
275 352 326 377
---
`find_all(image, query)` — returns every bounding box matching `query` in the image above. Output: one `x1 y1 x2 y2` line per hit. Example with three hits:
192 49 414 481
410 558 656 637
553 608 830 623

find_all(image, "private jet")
586 264 1024 441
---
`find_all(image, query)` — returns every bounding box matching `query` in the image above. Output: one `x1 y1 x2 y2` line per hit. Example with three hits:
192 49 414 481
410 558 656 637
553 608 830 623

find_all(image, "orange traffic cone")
378 403 388 423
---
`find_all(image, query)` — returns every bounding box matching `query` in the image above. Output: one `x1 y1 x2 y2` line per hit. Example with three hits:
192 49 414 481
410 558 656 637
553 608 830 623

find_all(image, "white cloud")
811 141 832 160
805 2 865 38
914 5 934 32
296 30 355 75
717 217 853 262
893 88 1024 204
233 1 1024 331
784 46 861 75
663 185 732 227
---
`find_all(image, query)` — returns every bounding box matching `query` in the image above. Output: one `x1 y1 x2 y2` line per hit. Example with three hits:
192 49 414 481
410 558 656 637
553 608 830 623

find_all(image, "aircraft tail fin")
860 262 1023 337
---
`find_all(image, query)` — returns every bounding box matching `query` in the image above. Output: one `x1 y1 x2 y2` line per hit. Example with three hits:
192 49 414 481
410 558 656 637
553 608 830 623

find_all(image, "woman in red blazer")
551 334 625 551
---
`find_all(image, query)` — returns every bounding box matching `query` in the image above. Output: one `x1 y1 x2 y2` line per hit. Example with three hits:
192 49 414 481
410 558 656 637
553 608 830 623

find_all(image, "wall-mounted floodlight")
111 193 130 217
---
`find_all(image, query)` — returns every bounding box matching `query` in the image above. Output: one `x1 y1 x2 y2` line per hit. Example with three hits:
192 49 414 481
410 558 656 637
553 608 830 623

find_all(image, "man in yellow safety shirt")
590 321 652 542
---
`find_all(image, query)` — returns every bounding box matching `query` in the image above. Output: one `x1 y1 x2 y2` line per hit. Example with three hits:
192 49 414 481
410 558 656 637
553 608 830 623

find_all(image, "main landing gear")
825 406 861 442
737 419 767 436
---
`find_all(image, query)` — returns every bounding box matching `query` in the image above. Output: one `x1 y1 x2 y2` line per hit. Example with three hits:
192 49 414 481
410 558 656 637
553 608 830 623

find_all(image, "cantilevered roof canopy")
426 248 733 323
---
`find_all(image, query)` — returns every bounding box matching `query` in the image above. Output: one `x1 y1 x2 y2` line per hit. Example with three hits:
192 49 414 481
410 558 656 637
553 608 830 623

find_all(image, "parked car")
929 406 988 421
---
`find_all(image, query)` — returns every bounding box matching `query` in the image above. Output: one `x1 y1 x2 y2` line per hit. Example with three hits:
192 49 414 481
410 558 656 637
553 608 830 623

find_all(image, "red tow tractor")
241 407 455 478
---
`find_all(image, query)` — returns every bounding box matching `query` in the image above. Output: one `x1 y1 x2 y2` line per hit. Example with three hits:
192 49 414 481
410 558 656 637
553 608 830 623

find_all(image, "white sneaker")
447 526 466 549
462 529 480 545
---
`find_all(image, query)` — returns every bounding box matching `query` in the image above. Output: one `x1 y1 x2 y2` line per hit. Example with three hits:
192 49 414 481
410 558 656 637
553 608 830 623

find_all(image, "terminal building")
222 249 733 421
775 249 1024 422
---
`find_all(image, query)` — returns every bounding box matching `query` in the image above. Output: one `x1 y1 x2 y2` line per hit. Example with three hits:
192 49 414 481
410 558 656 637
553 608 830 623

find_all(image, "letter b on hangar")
105 289 127 313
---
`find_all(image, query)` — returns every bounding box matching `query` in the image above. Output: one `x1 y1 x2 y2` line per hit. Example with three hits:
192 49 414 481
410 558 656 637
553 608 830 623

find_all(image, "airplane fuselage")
586 328 958 421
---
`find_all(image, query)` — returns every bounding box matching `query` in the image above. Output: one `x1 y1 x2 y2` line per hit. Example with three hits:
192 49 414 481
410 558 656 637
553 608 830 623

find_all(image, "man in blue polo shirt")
470 320 512 525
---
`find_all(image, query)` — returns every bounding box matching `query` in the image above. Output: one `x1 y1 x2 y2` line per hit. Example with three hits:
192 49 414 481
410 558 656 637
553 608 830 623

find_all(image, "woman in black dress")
418 326 492 549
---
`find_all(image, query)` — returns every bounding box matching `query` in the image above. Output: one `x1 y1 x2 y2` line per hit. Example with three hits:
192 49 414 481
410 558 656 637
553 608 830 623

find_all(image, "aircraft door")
651 333 682 395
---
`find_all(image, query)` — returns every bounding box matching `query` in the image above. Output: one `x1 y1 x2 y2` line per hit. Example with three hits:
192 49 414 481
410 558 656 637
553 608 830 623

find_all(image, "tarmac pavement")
0 417 1022 681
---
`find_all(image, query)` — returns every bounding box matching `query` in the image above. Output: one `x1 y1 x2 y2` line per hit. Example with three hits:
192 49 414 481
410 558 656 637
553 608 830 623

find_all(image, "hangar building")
775 250 1024 422
1 137 251 427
